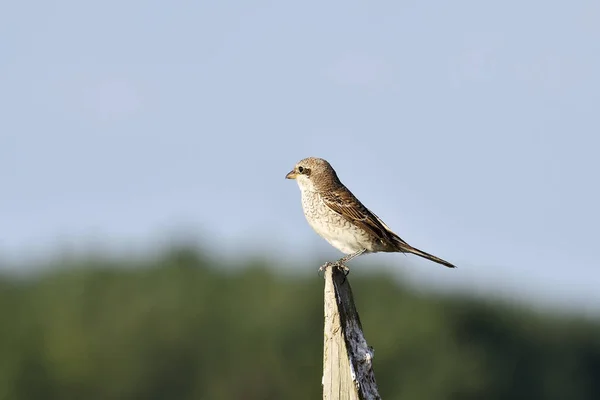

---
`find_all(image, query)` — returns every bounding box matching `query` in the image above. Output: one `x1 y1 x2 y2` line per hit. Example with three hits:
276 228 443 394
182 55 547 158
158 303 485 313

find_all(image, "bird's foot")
319 261 350 274
319 261 337 272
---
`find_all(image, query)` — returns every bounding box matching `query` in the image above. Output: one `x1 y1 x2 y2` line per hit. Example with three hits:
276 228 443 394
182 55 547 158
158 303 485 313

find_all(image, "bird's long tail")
395 240 456 268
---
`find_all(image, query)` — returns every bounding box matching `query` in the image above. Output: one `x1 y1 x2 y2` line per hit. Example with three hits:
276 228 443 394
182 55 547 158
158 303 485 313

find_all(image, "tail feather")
397 241 456 269
385 229 456 268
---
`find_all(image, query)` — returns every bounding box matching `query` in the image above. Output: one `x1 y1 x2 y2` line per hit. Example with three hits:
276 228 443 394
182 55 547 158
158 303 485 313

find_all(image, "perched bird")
285 157 456 271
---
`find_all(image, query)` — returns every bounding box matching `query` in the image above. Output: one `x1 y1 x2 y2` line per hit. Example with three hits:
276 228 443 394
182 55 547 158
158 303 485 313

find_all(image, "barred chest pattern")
299 189 374 254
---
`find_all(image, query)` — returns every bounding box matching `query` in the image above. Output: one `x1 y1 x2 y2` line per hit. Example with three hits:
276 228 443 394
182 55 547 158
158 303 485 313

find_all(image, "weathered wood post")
322 266 381 400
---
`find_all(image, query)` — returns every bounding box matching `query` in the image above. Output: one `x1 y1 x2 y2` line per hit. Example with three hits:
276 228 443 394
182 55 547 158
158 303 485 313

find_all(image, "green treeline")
0 247 599 400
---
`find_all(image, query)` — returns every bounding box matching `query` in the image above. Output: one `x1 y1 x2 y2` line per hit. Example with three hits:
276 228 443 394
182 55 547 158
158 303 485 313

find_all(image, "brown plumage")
286 157 456 270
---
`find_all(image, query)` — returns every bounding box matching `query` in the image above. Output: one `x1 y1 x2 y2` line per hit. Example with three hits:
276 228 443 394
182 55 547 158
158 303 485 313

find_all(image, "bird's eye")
298 166 304 173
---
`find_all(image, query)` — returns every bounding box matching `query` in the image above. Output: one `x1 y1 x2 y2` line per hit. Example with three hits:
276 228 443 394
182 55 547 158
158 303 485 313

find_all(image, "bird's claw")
319 261 350 274
319 262 333 272
319 261 338 271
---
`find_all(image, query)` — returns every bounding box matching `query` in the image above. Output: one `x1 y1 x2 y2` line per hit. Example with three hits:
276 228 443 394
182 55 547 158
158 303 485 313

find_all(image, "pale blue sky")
1 1 599 314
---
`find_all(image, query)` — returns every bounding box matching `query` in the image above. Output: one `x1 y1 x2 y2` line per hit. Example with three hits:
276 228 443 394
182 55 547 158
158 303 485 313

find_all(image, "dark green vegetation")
1 247 599 400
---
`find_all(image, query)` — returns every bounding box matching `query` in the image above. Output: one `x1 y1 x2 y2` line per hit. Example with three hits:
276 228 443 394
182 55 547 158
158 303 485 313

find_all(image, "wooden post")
322 266 381 400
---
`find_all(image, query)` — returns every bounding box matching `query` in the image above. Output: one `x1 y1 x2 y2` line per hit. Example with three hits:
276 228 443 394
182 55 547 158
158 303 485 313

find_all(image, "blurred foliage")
0 247 599 400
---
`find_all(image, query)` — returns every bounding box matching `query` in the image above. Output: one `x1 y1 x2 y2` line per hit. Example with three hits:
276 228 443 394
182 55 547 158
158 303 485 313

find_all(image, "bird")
285 157 456 271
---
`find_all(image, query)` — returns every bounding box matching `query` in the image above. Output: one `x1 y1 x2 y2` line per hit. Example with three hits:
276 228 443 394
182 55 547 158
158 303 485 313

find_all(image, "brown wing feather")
319 187 456 268
319 187 405 246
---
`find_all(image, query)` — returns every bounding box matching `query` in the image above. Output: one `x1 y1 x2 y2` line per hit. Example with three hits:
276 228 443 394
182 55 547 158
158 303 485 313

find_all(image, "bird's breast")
299 190 372 254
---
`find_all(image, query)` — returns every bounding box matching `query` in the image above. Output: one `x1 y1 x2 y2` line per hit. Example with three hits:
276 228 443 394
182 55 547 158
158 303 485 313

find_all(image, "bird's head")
285 157 341 192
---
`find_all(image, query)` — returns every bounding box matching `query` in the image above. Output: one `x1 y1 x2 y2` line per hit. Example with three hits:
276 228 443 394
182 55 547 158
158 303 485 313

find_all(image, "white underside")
296 176 372 255
306 214 367 254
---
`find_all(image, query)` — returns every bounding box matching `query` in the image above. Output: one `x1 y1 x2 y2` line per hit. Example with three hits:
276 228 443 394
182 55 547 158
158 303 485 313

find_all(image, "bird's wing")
320 187 457 268
319 188 409 247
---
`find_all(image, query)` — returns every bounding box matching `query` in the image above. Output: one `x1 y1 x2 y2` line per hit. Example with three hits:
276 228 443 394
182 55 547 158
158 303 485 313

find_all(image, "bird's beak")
285 169 297 179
